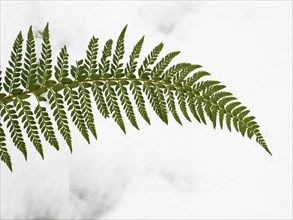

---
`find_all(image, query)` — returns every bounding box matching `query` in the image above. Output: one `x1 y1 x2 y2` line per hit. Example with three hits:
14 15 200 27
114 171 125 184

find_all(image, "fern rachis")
0 23 271 171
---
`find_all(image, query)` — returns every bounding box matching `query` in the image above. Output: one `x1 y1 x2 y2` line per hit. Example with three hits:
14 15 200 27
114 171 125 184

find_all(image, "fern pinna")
0 23 271 171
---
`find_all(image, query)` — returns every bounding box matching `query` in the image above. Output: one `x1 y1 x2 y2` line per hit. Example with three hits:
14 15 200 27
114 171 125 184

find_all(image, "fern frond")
173 64 201 84
111 25 126 78
194 80 221 94
125 36 144 78
79 84 97 139
0 122 12 171
184 70 210 87
55 46 69 82
138 43 163 79
143 82 163 122
129 80 150 124
4 31 23 95
71 59 85 80
34 104 59 150
85 36 98 78
64 86 89 143
154 84 168 124
117 81 139 129
186 92 201 123
162 63 185 83
176 89 191 122
38 23 53 86
15 98 43 158
195 96 207 124
0 103 27 160
142 81 168 124
48 89 72 151
165 87 182 125
91 82 110 118
99 39 113 77
151 51 180 81
22 26 37 90
0 24 271 171
104 81 125 133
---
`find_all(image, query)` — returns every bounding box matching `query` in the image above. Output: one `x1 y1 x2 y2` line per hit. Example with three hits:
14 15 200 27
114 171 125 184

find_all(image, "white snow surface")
0 1 292 219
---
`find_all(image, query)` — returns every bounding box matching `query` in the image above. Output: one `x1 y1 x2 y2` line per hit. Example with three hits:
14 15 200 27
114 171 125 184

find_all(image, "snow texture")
0 1 292 219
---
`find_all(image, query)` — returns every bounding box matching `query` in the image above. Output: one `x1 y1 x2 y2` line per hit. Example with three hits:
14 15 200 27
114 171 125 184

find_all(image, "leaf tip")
265 147 272 156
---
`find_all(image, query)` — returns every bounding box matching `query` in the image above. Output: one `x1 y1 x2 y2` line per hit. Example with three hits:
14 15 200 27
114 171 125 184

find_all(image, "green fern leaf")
211 105 218 128
186 92 201 123
184 70 210 87
162 63 185 83
226 114 232 132
15 98 43 158
55 46 69 82
91 81 110 118
99 39 113 77
0 24 271 171
138 43 163 79
166 87 182 125
129 80 150 124
64 86 90 143
78 84 97 139
0 103 27 160
211 91 233 103
125 36 144 78
48 89 72 151
218 109 225 129
204 100 213 121
4 31 23 94
34 104 59 150
71 60 85 80
218 96 237 108
104 81 126 133
111 25 126 78
38 23 53 86
0 122 12 171
85 36 98 78
151 51 180 81
173 64 201 84
194 81 218 94
154 84 168 124
22 26 37 90
143 82 167 123
117 81 139 129
195 96 207 124
176 89 191 122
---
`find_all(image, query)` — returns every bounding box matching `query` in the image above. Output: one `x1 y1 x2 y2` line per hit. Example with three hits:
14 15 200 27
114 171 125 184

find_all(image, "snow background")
0 1 292 219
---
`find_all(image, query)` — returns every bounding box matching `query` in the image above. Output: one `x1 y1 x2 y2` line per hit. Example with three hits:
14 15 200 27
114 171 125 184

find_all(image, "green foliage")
55 46 69 82
34 104 59 150
0 103 27 160
15 98 43 158
64 86 89 143
79 84 97 139
91 81 110 118
111 25 126 78
105 81 126 133
38 23 53 86
0 122 12 171
22 26 38 90
48 89 72 151
0 24 271 171
84 36 98 78
4 31 23 95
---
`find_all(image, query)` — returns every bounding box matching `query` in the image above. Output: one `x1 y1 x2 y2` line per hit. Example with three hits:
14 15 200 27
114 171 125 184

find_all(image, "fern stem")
0 78 188 103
